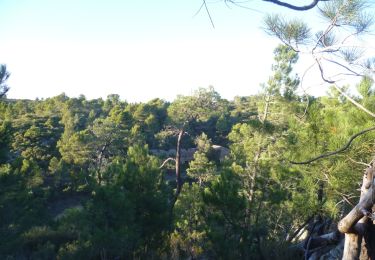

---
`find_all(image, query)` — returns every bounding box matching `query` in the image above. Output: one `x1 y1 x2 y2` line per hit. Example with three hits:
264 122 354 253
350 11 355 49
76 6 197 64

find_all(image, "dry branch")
338 167 375 234
159 157 176 169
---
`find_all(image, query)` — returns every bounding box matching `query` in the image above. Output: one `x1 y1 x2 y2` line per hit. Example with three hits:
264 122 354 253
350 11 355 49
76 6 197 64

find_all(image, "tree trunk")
340 166 375 260
362 221 375 259
175 129 184 197
261 95 271 123
247 148 261 204
343 233 361 260
96 142 108 185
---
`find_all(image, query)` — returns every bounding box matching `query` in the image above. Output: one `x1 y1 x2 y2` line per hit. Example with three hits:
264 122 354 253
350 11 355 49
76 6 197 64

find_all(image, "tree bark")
261 95 271 123
96 142 108 185
247 148 261 204
362 221 375 259
343 233 361 260
338 170 374 234
175 129 184 197
340 166 375 260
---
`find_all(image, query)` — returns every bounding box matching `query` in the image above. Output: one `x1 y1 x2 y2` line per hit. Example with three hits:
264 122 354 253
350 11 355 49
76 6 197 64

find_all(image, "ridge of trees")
1 41 375 258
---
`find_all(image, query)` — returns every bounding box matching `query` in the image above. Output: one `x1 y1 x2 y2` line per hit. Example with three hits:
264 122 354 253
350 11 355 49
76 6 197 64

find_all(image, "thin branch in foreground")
324 57 364 77
193 1 205 17
203 0 215 28
333 83 375 118
296 62 316 120
315 58 375 118
262 0 329 11
224 0 265 14
289 126 375 164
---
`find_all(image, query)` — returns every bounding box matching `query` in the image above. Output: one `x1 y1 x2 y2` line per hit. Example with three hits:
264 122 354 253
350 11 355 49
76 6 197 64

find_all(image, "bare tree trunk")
340 166 375 260
343 234 361 260
175 129 184 197
362 221 375 259
261 95 271 123
96 143 108 185
247 148 261 204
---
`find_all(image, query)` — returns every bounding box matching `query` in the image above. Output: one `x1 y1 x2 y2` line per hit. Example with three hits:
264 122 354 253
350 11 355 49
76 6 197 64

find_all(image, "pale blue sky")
0 0 371 101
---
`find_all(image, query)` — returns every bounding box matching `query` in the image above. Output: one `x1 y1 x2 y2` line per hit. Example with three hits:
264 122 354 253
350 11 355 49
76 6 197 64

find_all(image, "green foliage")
264 14 311 47
171 183 207 259
56 145 170 259
1 41 374 258
0 120 11 163
202 168 251 259
0 64 10 98
187 133 217 185
167 86 224 127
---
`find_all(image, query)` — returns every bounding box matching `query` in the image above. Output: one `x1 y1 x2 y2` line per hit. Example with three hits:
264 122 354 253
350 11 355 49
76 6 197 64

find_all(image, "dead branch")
338 183 375 233
292 230 342 251
346 156 371 168
203 0 215 28
159 157 176 169
332 83 375 118
287 216 314 243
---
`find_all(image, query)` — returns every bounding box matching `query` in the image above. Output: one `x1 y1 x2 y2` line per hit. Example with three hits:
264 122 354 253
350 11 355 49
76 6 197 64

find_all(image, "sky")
0 0 373 102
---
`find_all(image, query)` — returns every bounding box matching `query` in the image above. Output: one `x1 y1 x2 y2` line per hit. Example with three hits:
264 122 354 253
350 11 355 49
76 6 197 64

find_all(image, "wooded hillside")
1 48 375 258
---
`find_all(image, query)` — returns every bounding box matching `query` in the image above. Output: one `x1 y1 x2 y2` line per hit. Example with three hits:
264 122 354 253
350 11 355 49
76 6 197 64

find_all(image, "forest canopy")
1 42 375 258
1 0 375 259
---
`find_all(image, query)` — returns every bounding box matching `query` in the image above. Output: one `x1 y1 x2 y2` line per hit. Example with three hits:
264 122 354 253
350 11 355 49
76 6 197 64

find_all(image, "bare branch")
323 57 364 77
316 44 372 54
290 126 375 164
346 156 371 168
263 0 330 11
338 167 375 234
224 1 264 13
296 62 316 120
159 157 176 169
332 83 375 118
203 0 215 28
315 57 335 84
312 11 338 51
193 1 205 17
287 216 314 243
314 57 375 118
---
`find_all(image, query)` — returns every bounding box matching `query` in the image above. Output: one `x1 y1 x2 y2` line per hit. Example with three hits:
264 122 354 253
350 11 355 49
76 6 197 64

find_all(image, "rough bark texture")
340 166 375 260
362 222 375 259
344 233 361 260
247 149 261 204
338 189 374 234
175 129 184 197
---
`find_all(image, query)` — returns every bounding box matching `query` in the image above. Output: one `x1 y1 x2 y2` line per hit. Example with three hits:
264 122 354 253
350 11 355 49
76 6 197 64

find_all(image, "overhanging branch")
262 0 330 11
290 126 375 164
315 58 375 118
